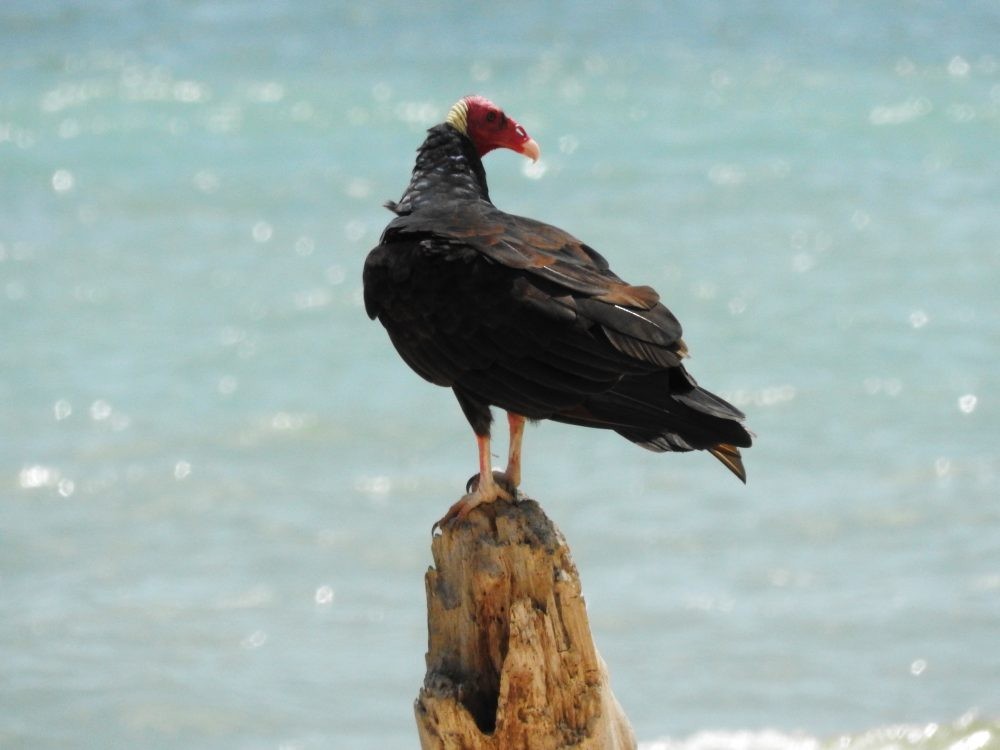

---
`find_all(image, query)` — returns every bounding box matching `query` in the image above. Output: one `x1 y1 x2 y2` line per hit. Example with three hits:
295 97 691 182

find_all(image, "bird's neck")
390 124 491 214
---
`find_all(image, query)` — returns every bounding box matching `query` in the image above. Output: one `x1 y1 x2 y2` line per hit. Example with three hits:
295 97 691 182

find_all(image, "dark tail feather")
709 443 746 483
551 367 753 482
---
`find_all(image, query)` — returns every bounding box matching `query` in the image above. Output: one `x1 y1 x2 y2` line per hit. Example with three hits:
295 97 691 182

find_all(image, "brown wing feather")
383 205 661 310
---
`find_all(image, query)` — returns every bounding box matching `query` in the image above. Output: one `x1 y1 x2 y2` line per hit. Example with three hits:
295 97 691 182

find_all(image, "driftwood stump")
415 498 636 749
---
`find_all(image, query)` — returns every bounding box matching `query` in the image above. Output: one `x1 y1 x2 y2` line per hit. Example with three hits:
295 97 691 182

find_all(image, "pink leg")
505 412 525 487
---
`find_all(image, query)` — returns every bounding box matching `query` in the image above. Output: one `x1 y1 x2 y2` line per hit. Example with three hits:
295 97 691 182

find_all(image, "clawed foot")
432 471 518 533
465 470 518 498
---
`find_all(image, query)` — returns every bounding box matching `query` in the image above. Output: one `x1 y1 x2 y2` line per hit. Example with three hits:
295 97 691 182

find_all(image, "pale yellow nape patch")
445 98 470 134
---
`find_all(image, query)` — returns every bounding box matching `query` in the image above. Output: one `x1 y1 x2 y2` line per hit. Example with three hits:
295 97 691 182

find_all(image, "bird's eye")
486 111 497 122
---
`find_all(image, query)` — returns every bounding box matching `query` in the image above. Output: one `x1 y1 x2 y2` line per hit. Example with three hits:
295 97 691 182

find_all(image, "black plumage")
363 98 752 523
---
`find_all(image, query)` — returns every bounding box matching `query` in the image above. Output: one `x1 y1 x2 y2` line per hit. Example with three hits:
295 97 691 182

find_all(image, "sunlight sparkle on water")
948 56 971 77
558 135 579 155
792 252 815 273
51 169 74 192
53 399 72 420
252 221 273 243
5 6 1000 745
246 81 285 103
851 210 872 230
325 265 346 285
958 394 978 414
708 163 747 186
344 220 366 242
935 458 952 478
346 179 372 199
355 475 392 496
270 412 309 431
725 385 797 408
869 98 932 126
240 630 268 650
863 378 903 397
394 100 438 125
470 61 492 81
217 376 238 396
290 100 314 121
294 288 331 310
193 169 220 193
89 399 112 421
294 236 315 256
522 159 547 180
19 465 59 489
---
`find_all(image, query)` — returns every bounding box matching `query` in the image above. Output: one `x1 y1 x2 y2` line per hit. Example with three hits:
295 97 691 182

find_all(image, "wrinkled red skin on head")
463 95 535 158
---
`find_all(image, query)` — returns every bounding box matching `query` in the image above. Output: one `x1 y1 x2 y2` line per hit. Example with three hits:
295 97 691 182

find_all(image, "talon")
466 470 516 498
434 470 514 532
432 492 477 533
436 427 524 532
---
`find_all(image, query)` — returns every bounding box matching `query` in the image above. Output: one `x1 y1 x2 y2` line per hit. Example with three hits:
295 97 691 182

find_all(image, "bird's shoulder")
379 202 661 310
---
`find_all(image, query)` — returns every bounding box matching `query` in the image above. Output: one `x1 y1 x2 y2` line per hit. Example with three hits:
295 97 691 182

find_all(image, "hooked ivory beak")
519 138 541 163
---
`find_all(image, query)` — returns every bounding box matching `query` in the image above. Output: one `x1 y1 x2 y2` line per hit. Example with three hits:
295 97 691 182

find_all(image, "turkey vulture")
364 95 752 527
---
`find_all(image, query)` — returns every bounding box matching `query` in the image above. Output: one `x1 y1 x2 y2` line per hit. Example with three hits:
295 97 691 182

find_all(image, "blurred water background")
2 1 999 748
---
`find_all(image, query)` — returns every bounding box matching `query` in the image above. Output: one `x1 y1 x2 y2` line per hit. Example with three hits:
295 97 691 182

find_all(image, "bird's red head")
446 95 541 162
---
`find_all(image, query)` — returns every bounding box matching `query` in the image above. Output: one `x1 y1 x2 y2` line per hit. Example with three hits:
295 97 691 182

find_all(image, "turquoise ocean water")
2 2 999 748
